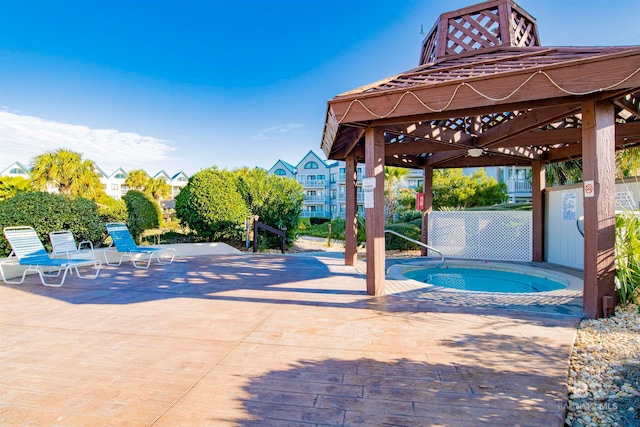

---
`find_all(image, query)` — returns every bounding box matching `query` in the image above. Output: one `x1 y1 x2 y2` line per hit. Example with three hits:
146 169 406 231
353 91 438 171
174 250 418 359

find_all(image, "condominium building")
0 161 188 201
268 151 424 219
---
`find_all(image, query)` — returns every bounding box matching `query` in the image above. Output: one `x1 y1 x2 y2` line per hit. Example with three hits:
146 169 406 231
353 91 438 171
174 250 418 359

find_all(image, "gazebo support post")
531 158 545 262
365 127 386 296
421 166 433 257
344 151 358 266
582 100 616 319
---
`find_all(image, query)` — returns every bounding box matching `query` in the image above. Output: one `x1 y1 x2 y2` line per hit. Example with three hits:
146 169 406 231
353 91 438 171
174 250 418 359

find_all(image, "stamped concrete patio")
0 251 580 426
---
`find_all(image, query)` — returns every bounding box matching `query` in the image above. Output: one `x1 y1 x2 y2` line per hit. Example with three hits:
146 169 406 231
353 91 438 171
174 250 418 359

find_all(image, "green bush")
235 168 304 248
0 191 105 256
310 217 331 226
615 211 640 305
175 168 248 242
96 194 128 223
385 223 421 250
123 190 162 243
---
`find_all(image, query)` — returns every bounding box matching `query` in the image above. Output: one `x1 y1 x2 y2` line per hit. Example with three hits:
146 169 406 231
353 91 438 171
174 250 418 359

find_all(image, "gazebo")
320 0 640 319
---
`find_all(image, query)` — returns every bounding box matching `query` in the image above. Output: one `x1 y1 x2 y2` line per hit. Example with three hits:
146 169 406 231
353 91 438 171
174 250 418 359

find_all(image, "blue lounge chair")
0 226 102 287
105 223 176 269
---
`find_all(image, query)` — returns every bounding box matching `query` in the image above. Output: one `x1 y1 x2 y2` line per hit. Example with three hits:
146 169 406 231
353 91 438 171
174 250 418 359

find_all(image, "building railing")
506 179 532 193
337 194 364 202
304 196 327 203
300 211 330 218
297 179 326 187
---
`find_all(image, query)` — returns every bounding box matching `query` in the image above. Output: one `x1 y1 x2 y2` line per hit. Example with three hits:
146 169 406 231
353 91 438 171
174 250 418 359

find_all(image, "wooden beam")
613 92 640 118
344 152 358 266
582 100 616 319
531 159 545 262
365 127 386 296
477 104 581 148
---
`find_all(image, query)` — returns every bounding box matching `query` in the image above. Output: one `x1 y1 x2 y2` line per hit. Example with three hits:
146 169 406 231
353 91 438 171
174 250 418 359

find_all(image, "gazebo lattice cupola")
419 0 539 64
321 0 640 319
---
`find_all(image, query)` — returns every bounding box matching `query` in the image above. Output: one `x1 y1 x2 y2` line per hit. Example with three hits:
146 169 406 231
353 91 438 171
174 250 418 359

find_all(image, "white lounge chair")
105 223 175 269
50 230 96 260
1 226 102 287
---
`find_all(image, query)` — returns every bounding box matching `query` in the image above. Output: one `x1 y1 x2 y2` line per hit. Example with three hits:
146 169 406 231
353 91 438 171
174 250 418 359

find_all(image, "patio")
1 252 580 426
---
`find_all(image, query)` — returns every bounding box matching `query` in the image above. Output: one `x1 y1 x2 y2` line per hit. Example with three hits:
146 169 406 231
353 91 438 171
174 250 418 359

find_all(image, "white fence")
545 178 640 269
428 211 532 261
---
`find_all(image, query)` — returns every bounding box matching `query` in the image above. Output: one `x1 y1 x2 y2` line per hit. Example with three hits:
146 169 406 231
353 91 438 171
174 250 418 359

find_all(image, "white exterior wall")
545 177 640 270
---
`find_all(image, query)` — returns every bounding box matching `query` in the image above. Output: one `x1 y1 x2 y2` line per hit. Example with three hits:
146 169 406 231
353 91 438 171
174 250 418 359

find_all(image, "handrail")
384 229 445 268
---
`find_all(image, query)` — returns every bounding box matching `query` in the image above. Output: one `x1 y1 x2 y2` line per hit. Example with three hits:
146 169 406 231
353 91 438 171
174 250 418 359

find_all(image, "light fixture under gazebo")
467 148 484 157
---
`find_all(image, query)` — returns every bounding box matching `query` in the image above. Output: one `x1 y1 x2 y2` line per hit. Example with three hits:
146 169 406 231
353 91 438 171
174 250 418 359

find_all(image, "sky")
1 0 639 176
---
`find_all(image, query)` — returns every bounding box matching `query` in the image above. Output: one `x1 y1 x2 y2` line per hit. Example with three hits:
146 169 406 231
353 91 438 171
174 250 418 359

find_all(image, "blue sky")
1 0 639 176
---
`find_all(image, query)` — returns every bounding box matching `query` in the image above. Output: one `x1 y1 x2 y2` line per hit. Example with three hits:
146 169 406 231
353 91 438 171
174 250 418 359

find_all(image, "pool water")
403 267 566 293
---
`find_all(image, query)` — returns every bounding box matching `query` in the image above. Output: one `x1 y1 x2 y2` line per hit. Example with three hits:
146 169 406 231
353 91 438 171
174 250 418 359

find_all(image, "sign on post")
362 177 376 208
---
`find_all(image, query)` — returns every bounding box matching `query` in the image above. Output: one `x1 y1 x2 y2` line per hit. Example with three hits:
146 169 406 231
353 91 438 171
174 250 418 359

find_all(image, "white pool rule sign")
584 180 595 198
362 177 376 208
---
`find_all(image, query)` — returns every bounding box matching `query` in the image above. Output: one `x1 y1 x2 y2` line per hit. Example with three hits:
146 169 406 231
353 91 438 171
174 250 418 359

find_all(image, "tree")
30 149 103 199
432 168 508 209
616 146 640 178
384 166 410 222
175 168 248 241
0 176 32 202
145 177 172 201
125 169 149 191
545 147 640 186
235 167 305 247
123 190 162 243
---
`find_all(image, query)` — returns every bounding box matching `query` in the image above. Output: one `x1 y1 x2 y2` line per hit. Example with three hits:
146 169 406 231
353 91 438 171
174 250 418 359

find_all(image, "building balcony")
297 179 326 188
506 179 532 194
304 196 327 203
300 211 330 218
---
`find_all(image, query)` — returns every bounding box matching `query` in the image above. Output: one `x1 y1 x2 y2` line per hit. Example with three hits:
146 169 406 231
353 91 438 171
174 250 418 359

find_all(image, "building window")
114 173 126 179
307 190 317 196
9 167 26 175
274 168 286 176
304 161 319 169
177 176 187 182
111 184 119 190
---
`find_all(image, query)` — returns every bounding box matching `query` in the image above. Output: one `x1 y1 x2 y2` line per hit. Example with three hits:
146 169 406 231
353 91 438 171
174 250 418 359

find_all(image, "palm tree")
146 177 172 201
0 176 32 202
616 146 640 178
545 147 640 186
125 169 149 191
30 149 102 199
383 166 410 222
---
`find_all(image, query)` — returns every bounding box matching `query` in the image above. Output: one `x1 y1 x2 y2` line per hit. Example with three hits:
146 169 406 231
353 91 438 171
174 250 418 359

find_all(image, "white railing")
304 196 326 203
297 179 326 187
428 211 532 261
300 211 330 218
506 179 532 193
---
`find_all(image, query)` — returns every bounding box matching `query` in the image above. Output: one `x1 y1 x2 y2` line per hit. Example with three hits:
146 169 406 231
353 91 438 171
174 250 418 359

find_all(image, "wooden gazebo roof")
321 0 640 169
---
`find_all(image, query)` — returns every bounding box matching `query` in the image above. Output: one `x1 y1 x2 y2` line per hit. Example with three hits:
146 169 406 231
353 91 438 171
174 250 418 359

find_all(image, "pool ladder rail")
384 229 445 269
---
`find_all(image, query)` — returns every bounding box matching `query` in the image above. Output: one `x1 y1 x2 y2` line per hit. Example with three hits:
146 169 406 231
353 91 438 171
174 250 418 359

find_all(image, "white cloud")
252 123 304 141
0 111 177 173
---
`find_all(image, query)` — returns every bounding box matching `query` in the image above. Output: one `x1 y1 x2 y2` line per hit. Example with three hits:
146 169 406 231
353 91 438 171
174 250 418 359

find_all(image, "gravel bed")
565 303 640 426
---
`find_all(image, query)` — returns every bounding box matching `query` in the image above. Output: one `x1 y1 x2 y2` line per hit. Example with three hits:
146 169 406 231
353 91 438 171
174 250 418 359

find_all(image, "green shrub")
384 223 421 250
96 194 127 223
0 191 105 256
235 168 304 248
175 168 248 242
123 190 162 243
615 211 640 305
310 217 331 226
